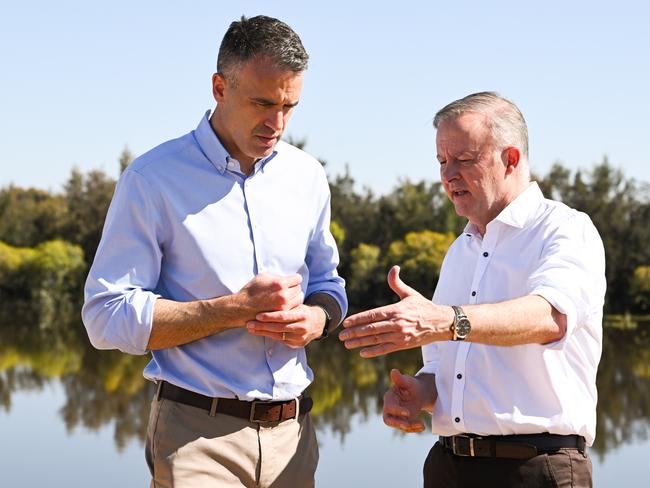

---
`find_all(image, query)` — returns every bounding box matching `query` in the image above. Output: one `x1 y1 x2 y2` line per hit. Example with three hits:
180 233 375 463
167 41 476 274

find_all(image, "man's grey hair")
217 15 308 83
433 92 529 159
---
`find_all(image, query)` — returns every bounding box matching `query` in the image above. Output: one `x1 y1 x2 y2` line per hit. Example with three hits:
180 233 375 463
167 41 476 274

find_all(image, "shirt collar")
462 182 545 236
193 110 277 175
493 182 545 229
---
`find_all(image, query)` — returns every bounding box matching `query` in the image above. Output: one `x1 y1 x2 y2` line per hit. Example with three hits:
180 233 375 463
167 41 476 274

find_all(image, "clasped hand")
240 273 325 347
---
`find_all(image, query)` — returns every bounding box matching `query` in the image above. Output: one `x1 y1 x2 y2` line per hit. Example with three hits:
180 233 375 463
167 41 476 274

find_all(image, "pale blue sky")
2 0 648 194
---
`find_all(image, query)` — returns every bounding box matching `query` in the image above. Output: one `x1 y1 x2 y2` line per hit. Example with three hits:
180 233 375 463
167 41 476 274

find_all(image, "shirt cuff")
305 292 342 333
416 360 439 377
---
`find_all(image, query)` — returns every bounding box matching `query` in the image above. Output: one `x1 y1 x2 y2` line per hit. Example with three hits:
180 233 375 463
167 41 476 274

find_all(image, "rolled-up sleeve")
82 169 163 355
304 185 348 320
527 212 606 349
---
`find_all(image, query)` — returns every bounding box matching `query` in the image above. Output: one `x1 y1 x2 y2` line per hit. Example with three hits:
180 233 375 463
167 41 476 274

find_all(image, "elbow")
81 301 115 351
81 297 148 354
545 309 568 343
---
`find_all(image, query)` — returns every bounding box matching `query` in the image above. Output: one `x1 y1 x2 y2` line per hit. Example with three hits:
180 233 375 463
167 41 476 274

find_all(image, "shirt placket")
241 170 285 396
450 228 499 432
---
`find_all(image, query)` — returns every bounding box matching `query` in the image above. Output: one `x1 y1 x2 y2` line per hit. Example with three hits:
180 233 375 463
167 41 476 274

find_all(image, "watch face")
456 318 471 338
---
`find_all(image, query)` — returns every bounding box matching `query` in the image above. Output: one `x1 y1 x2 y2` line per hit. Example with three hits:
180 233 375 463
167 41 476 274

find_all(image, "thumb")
387 265 418 299
390 368 409 388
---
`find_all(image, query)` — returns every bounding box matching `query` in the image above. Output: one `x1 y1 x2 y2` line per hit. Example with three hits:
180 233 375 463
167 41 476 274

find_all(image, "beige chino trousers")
146 394 319 488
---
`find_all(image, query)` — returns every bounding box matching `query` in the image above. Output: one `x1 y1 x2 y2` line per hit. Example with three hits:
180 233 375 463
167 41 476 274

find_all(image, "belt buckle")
249 398 299 423
452 435 477 457
249 400 270 423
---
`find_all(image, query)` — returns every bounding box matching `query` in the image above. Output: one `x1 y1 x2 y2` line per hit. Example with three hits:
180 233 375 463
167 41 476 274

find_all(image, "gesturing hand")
338 266 454 357
383 369 429 433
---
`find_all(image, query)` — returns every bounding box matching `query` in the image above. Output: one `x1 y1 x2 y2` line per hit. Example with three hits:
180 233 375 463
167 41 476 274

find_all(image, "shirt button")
456 373 462 379
483 252 489 257
267 349 273 356
471 291 476 297
454 417 460 423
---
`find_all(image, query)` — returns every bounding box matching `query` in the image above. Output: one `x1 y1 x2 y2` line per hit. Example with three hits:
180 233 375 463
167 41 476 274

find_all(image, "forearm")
463 295 566 346
148 294 251 350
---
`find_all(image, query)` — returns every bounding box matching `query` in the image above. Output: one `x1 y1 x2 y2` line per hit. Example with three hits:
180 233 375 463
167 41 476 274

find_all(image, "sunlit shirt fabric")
418 183 606 445
82 111 347 401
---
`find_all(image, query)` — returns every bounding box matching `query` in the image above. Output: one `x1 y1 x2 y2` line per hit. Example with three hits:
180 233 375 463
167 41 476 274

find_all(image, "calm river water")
1 311 648 487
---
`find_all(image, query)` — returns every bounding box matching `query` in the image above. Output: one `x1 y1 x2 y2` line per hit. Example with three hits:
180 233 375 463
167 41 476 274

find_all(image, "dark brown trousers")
423 442 592 488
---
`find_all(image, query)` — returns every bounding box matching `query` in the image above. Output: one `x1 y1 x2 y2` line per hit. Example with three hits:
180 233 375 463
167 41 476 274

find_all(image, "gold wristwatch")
451 305 471 341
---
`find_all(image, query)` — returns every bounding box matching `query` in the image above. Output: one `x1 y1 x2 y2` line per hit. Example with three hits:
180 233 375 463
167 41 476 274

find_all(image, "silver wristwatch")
451 305 471 341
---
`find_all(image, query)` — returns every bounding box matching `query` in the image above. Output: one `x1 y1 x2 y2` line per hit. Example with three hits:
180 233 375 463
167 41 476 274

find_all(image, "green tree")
347 243 383 312
631 266 650 313
63 167 116 265
0 186 67 247
0 240 85 326
118 146 134 174
330 220 345 247
385 230 455 298
540 159 650 312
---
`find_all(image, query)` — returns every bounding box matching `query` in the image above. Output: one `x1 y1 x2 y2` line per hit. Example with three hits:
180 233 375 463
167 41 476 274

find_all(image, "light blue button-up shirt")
82 111 347 401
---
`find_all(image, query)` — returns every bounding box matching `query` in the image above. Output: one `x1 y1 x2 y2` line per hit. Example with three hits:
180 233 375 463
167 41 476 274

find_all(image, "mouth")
255 134 278 147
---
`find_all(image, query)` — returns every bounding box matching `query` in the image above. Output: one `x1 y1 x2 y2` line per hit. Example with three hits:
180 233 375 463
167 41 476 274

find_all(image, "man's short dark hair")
217 15 308 81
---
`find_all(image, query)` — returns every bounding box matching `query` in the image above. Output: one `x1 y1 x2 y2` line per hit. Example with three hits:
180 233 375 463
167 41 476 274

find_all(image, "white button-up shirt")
419 183 606 445
82 111 347 401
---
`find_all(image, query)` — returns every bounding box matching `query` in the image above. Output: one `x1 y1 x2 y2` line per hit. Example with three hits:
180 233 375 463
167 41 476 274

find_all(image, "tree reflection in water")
1 299 648 458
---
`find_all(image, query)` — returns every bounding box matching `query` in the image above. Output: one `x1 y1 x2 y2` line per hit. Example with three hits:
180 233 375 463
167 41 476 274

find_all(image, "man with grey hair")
82 15 346 488
340 92 604 487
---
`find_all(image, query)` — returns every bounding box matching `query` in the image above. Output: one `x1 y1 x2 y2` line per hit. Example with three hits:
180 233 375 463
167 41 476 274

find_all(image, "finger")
342 305 396 328
246 327 304 347
281 273 303 288
387 265 419 299
390 368 412 389
246 328 285 341
247 320 301 333
383 414 425 433
390 368 404 386
255 309 306 323
383 401 410 418
285 290 305 309
342 331 398 350
339 320 397 341
359 342 402 358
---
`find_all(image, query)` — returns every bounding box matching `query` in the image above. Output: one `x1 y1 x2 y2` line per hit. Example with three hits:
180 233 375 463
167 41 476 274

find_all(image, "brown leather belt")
440 433 586 459
157 381 313 422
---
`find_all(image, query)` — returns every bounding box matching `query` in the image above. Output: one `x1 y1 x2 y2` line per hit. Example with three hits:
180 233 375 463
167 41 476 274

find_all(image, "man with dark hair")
82 15 346 488
340 92 604 487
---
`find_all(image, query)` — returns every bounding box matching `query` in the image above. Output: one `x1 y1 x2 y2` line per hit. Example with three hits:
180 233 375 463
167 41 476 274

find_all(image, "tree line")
1 147 649 316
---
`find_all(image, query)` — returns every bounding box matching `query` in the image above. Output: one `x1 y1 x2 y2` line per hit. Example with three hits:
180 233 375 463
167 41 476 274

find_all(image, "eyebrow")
250 97 300 108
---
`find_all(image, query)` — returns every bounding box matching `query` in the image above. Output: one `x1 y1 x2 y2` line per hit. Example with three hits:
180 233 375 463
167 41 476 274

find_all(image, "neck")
209 109 256 174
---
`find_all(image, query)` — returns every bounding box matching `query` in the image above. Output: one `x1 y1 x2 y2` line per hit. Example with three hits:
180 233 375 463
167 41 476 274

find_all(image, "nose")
440 160 459 184
265 109 284 133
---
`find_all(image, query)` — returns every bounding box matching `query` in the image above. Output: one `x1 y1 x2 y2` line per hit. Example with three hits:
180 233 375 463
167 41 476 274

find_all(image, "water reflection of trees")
1 299 649 458
592 321 650 458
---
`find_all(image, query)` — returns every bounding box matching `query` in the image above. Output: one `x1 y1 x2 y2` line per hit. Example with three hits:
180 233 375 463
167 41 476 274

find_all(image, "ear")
502 147 521 175
212 73 227 103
